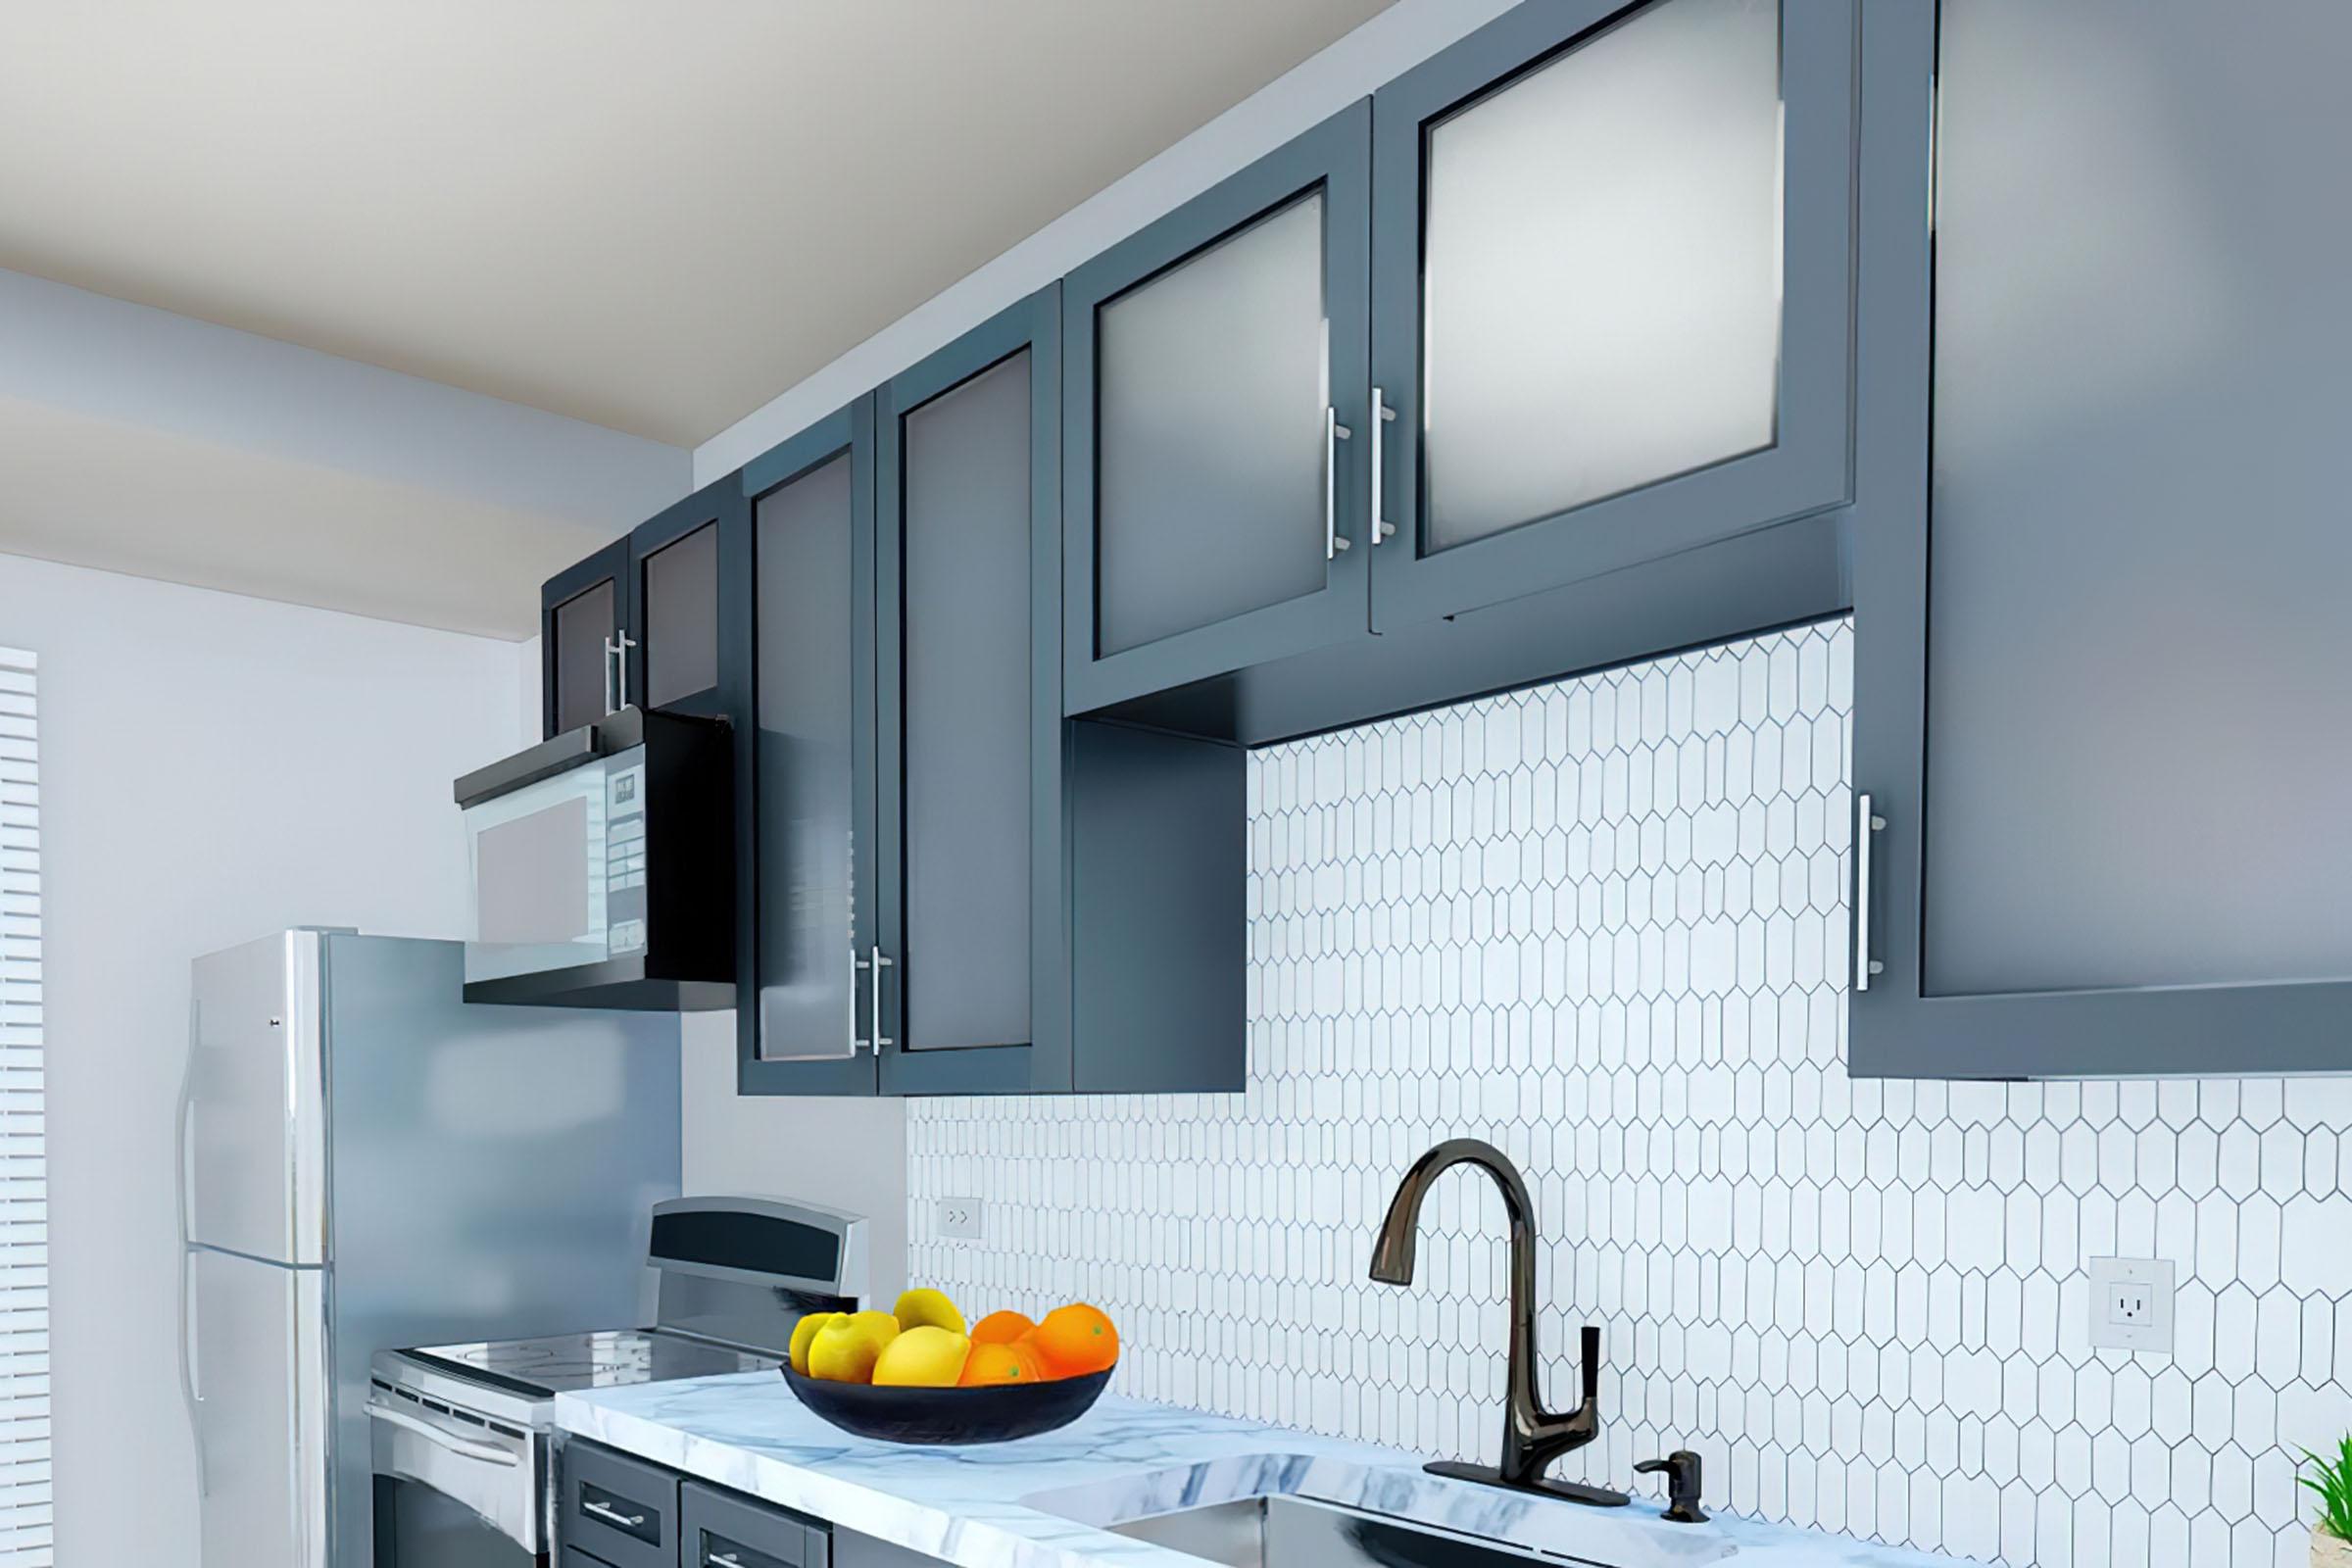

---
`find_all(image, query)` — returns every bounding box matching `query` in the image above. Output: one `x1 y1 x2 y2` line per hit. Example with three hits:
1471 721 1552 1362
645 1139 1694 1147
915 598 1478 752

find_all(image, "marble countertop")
555 1372 1966 1568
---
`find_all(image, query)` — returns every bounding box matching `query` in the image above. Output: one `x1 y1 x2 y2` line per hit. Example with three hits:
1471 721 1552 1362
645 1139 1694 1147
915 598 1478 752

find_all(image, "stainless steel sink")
1034 1457 1737 1568
1108 1493 1586 1567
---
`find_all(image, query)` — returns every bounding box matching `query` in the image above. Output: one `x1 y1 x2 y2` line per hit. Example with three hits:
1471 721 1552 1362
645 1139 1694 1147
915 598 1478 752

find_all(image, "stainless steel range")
369 1196 864 1567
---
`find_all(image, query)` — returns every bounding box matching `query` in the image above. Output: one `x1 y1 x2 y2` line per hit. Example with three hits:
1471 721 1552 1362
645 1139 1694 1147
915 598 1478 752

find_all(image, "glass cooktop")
406 1329 778 1399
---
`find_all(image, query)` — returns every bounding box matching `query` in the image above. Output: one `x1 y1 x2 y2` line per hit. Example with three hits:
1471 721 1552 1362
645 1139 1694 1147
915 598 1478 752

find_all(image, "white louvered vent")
0 649 44 1564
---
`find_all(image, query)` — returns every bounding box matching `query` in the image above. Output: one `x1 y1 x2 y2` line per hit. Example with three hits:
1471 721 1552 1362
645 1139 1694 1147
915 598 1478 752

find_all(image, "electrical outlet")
2087 1255 2176 1353
936 1197 984 1241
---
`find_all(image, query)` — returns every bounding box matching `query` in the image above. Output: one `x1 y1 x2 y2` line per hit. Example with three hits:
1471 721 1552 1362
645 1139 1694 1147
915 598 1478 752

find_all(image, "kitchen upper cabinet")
1060 5 1858 729
730 294 1245 1098
631 483 737 717
1366 0 1857 628
874 291 1067 1094
540 475 742 738
734 398 879 1096
543 540 630 737
1850 0 2352 1076
1063 102 1372 712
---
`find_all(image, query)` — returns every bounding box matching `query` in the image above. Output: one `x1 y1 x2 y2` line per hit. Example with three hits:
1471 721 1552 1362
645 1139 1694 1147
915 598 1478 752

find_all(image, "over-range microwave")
453 707 732 1008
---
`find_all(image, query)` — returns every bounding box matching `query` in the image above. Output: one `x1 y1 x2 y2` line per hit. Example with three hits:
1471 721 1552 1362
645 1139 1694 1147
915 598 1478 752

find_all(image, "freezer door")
192 1248 330 1568
187 930 328 1264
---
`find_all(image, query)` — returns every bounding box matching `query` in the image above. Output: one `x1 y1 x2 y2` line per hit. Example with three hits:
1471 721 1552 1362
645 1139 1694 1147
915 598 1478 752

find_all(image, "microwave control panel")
605 759 648 956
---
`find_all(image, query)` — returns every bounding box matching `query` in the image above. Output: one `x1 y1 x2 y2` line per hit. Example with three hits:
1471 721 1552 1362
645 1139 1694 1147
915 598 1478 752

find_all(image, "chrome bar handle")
614 629 637 710
1853 793 1885 991
1324 405 1353 559
581 1499 647 1529
602 636 620 715
1370 387 1397 544
851 949 871 1054
708 1555 747 1568
869 946 895 1052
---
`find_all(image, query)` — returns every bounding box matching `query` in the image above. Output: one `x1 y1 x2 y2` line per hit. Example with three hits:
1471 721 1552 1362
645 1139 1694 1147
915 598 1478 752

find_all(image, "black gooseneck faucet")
1368 1138 1629 1507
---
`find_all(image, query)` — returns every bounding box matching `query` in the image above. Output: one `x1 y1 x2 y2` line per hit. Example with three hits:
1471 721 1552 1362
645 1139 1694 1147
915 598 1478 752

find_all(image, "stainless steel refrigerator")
179 929 681 1568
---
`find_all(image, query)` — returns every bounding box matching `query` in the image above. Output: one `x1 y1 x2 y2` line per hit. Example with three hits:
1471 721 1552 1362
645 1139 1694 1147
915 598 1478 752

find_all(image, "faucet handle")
1580 1324 1601 1404
1634 1450 1707 1523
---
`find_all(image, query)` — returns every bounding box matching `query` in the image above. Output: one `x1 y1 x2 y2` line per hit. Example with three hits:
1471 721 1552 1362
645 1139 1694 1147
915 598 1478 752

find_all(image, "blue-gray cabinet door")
874 290 1069 1095
627 475 742 720
1367 0 1857 631
1062 100 1372 713
1849 0 2352 1078
732 400 881 1096
541 539 631 738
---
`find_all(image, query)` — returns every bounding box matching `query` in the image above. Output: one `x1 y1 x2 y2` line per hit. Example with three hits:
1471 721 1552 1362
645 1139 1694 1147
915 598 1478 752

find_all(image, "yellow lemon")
871 1325 971 1388
808 1312 900 1383
892 1287 967 1337
788 1311 846 1376
847 1309 904 1344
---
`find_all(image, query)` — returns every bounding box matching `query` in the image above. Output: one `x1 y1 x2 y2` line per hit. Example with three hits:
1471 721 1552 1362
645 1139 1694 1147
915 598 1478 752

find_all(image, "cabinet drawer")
562 1441 680 1568
683 1479 830 1568
564 1549 622 1568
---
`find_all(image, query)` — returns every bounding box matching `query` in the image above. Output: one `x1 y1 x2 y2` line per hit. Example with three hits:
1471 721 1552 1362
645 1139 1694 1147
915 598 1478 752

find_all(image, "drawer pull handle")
708 1554 747 1568
583 1499 649 1530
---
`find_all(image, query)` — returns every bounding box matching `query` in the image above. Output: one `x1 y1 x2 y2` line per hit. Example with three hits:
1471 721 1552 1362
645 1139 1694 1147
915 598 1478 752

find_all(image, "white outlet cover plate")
937 1197 984 1241
2087 1255 2176 1353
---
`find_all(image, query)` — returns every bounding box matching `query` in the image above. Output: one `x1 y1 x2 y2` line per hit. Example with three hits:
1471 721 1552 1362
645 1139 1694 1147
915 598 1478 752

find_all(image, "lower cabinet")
682 1480 831 1568
832 1530 950 1568
562 1441 681 1568
561 1444 849 1568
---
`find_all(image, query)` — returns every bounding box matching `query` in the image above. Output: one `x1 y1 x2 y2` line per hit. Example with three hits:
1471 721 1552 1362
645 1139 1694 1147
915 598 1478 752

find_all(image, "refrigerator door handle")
176 995 206 1495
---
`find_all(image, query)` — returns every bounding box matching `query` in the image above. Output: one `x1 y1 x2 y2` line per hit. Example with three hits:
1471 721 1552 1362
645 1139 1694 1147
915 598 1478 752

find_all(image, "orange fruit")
1026 1303 1118 1378
968 1310 1037 1347
956 1342 1043 1388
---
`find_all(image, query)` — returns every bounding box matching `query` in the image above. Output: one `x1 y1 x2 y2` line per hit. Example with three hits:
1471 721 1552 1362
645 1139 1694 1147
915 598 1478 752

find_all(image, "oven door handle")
366 1396 521 1466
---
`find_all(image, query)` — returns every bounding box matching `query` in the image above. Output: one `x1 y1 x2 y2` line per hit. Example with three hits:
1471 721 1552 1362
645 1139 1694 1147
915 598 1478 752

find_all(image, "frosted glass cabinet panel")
1096 194 1330 657
1369 0 1854 630
1064 101 1372 714
875 290 1066 1096
752 454 861 1065
1848 0 2352 1076
547 570 618 736
896 352 1033 1053
734 401 880 1097
1422 0 1781 548
638 520 717 710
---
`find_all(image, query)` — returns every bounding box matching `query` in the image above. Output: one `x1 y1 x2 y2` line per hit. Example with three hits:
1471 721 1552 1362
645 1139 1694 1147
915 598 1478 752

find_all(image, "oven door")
368 1383 547 1567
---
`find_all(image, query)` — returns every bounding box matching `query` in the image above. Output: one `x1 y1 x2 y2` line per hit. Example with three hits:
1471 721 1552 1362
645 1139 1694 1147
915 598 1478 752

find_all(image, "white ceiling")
0 0 1394 448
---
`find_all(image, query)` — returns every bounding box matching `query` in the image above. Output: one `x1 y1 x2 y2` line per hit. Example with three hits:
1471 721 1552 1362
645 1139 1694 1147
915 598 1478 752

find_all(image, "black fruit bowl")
780 1363 1113 1446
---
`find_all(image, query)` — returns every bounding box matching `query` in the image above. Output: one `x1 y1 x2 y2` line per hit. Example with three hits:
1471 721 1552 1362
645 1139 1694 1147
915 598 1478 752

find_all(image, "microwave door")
464 763 611 984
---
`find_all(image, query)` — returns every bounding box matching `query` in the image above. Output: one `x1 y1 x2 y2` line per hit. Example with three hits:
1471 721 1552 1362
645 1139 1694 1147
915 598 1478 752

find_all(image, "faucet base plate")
1425 1460 1632 1509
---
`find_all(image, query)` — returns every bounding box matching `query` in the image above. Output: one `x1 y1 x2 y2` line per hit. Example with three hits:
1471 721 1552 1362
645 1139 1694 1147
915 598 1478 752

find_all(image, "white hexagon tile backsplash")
906 618 2352 1568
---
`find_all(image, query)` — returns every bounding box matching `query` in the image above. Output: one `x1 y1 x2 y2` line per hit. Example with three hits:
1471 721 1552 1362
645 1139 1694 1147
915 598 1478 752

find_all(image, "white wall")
1 552 533 1565
680 1011 907 1306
